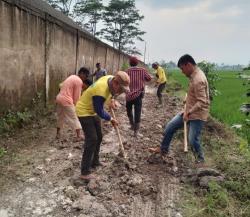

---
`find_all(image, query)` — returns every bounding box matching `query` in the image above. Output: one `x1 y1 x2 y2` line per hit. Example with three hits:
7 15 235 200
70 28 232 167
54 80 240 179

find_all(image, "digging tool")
184 94 188 152
110 108 127 158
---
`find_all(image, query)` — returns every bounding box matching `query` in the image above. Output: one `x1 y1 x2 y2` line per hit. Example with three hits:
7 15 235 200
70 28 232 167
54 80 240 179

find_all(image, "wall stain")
0 0 145 116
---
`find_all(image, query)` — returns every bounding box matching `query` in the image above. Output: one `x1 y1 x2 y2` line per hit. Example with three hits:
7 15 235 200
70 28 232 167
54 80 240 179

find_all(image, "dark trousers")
157 82 166 103
78 116 102 175
126 94 143 124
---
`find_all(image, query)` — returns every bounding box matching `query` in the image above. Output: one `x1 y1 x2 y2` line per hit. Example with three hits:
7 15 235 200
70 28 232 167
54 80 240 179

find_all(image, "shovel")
110 108 127 158
183 94 188 152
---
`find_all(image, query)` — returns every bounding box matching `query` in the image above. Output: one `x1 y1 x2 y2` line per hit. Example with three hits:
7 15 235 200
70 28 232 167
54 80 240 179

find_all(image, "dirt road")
0 86 189 217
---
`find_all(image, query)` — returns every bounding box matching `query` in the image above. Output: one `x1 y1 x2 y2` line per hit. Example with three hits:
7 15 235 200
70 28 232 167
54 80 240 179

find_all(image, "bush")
0 92 46 135
197 61 220 100
0 110 32 134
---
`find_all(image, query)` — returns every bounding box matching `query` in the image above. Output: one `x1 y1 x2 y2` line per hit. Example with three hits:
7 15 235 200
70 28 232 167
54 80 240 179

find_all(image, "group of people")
55 54 210 180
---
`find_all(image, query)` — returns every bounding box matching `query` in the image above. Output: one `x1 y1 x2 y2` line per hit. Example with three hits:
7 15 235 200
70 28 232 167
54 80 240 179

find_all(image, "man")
76 71 130 180
56 67 90 141
126 56 152 136
152 62 167 105
92 62 107 81
149 54 210 165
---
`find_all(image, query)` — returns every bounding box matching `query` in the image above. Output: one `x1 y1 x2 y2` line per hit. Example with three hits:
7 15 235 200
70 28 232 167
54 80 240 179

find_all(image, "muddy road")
0 86 190 217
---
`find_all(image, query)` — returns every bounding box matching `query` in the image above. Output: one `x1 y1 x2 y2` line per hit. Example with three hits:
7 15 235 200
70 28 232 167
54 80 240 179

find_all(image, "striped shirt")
126 66 152 101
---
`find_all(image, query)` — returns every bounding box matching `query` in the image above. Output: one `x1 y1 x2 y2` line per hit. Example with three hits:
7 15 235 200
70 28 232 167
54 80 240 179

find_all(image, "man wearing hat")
152 62 167 105
126 56 152 136
76 71 130 180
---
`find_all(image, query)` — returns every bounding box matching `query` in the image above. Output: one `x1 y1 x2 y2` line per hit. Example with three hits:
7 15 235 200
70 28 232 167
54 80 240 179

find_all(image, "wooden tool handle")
110 108 126 158
184 121 188 152
184 93 188 152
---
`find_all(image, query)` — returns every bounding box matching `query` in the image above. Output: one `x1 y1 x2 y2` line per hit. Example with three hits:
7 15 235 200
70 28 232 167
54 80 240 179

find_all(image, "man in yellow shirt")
152 62 167 105
76 71 130 180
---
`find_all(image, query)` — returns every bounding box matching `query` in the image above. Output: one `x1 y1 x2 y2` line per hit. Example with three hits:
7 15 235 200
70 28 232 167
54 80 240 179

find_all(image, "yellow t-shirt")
156 66 167 84
76 75 113 117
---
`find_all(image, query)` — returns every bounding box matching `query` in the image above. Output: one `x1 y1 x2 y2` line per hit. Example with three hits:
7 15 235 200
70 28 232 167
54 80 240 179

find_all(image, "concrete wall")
0 1 45 112
0 0 145 114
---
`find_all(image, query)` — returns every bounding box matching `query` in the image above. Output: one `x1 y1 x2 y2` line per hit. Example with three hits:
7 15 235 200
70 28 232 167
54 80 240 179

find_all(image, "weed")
0 92 48 135
121 63 129 71
205 182 229 215
0 110 32 134
0 147 7 158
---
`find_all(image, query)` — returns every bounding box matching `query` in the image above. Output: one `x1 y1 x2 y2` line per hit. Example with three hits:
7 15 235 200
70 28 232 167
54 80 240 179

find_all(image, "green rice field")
169 69 249 126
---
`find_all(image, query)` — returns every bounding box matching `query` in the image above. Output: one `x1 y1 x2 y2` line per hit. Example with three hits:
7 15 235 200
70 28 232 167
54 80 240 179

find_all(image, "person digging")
152 62 167 106
76 71 130 181
55 67 90 142
149 54 210 167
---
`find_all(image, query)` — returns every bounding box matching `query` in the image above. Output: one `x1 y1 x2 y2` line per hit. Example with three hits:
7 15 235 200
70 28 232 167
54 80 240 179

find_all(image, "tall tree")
73 0 103 36
45 0 75 17
100 0 145 53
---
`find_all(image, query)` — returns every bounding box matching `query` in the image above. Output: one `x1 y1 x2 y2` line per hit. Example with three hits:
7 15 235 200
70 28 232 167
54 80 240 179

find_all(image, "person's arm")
73 83 82 105
92 70 97 77
92 96 111 121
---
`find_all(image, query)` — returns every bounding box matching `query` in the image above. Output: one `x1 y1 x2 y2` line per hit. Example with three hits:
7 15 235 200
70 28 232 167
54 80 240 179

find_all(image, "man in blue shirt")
92 63 107 81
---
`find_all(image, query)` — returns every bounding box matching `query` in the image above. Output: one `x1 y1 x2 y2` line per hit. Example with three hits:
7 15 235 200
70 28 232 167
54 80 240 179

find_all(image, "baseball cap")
115 71 130 92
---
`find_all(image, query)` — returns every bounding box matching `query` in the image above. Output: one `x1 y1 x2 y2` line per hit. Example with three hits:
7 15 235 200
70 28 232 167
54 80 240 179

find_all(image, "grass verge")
167 72 250 216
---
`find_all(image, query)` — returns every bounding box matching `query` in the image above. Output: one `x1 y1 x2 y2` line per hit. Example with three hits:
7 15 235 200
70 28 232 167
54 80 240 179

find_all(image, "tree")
73 0 103 36
99 0 145 53
124 46 142 56
45 0 75 17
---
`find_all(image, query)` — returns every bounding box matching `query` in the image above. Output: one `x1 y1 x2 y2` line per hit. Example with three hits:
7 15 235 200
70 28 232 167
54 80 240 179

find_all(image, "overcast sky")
133 0 250 65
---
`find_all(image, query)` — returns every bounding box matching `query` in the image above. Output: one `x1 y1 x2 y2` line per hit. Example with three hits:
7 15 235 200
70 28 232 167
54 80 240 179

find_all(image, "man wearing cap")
76 71 130 180
152 62 167 105
92 63 107 81
55 67 90 141
126 56 152 136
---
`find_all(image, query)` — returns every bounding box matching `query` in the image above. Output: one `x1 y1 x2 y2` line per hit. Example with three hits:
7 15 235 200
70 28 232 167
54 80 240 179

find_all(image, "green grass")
169 69 250 216
182 128 250 217
210 71 248 126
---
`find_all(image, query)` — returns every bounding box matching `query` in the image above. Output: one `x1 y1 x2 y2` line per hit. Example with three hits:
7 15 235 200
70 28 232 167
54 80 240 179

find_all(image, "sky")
133 0 250 65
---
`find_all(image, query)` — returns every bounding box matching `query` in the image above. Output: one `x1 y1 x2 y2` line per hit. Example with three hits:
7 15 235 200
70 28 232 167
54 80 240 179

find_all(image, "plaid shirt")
126 67 152 101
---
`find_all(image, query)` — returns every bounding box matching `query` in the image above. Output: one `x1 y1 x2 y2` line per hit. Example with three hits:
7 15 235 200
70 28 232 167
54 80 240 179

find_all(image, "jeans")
161 113 205 161
126 93 143 124
78 116 102 175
